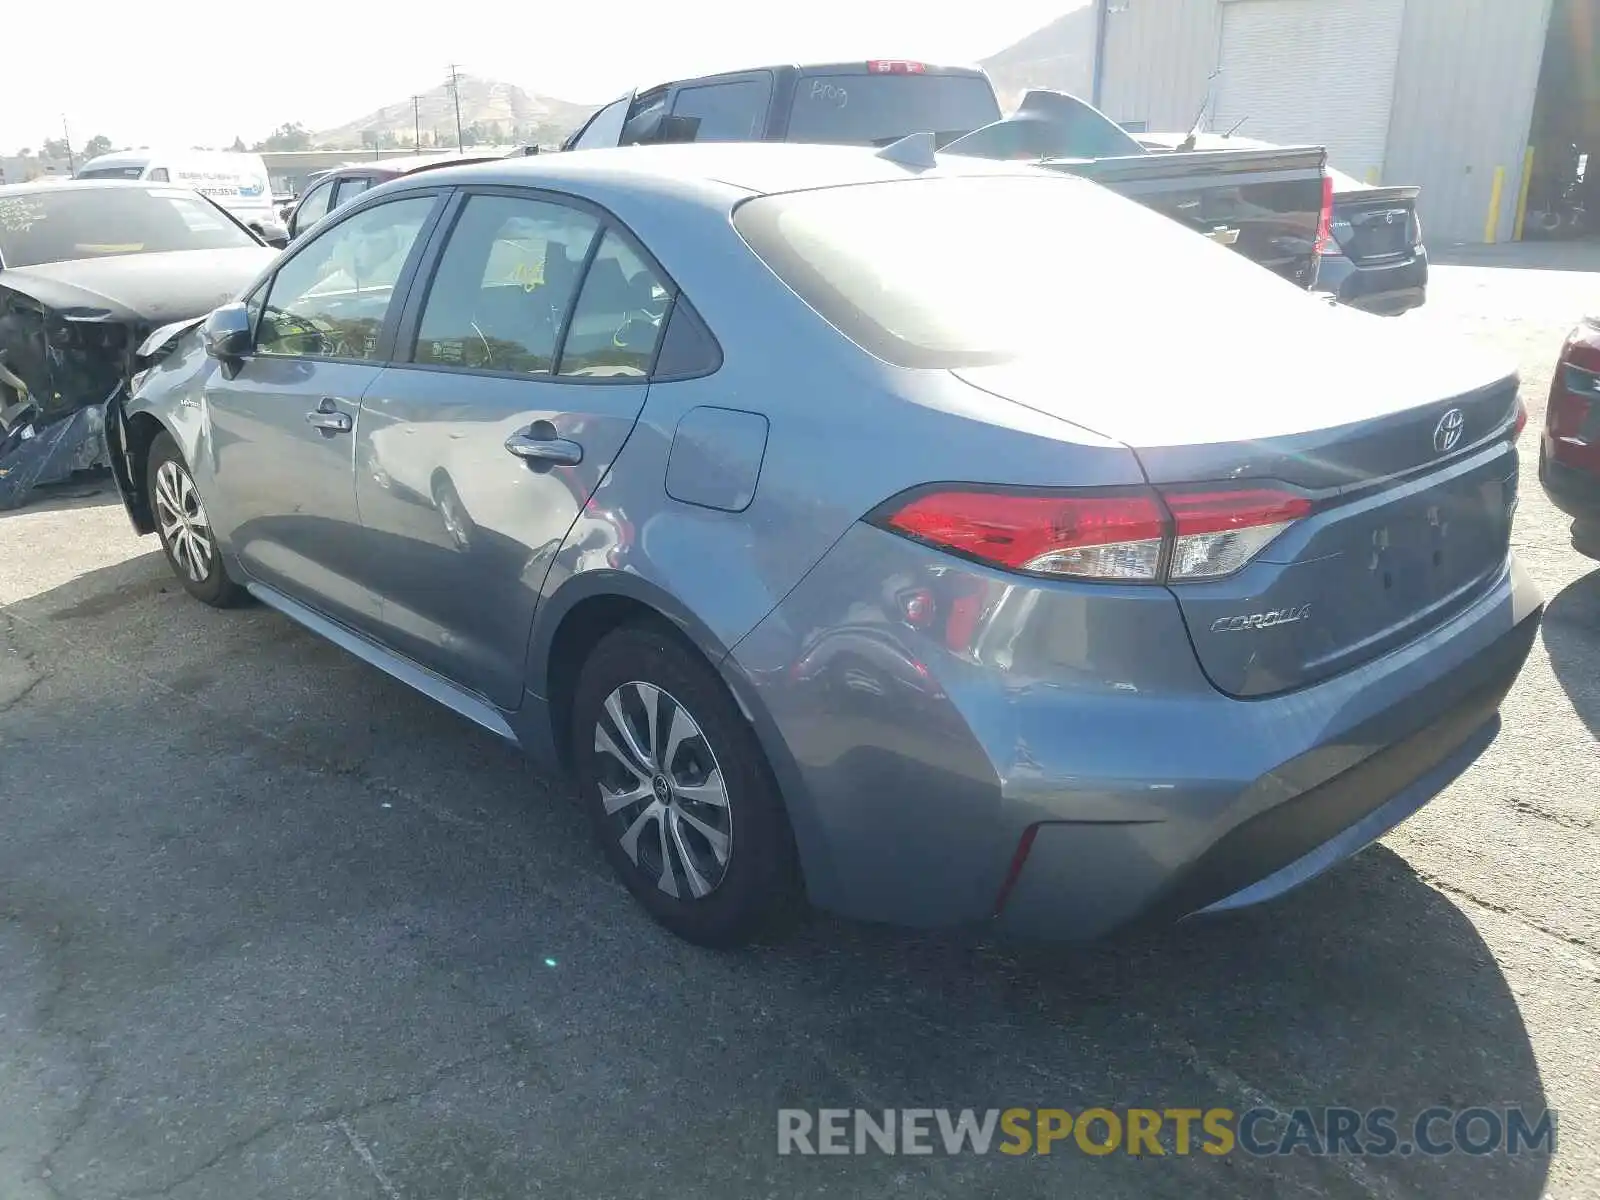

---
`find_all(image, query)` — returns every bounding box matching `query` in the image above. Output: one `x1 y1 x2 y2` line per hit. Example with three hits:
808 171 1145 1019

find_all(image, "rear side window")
412 193 600 375
557 230 670 378
783 73 1002 146
669 80 770 142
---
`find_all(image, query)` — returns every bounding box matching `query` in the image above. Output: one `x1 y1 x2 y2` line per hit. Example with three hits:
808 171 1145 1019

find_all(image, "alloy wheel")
592 680 732 900
153 459 215 584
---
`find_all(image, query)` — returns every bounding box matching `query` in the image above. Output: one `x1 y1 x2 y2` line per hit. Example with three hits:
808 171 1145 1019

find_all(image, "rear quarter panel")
523 178 1150 694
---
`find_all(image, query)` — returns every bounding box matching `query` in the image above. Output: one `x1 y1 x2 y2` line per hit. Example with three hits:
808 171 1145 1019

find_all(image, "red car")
1541 315 1600 559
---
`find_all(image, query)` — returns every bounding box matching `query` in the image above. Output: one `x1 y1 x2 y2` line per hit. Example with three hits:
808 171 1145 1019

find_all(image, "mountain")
313 74 597 150
980 5 1097 110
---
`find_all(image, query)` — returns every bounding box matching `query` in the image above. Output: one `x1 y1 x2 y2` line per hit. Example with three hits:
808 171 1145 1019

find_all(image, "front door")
204 193 440 632
353 190 669 706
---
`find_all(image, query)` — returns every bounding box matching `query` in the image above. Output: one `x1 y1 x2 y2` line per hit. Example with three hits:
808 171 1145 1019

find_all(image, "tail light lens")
879 489 1165 581
1164 488 1313 580
1546 320 1600 468
1313 175 1335 255
873 485 1309 583
1513 396 1528 438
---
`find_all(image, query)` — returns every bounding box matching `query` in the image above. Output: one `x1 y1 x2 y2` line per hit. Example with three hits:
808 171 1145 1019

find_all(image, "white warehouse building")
1092 0 1597 244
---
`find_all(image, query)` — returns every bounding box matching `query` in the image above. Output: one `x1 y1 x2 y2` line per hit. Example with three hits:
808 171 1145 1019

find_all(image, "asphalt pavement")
1 242 1597 1199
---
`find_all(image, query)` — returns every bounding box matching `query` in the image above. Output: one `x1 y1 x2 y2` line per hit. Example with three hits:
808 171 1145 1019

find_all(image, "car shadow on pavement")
0 553 1553 1200
1544 562 1600 738
0 469 122 521
1430 240 1600 272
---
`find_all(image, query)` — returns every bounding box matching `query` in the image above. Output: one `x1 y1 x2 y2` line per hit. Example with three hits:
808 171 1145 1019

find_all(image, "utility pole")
62 116 76 174
411 95 422 149
445 64 464 151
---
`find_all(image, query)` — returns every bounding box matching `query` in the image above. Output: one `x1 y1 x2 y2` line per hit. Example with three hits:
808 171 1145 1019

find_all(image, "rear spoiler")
941 89 1148 162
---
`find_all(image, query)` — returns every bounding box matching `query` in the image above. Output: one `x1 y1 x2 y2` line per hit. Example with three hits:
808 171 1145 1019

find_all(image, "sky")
2 0 1084 153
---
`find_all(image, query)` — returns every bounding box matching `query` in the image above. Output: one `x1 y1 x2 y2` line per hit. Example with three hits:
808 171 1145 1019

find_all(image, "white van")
76 150 277 234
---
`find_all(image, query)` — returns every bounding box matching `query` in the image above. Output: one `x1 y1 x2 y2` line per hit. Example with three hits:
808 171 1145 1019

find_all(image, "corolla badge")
1433 407 1465 454
1210 604 1312 634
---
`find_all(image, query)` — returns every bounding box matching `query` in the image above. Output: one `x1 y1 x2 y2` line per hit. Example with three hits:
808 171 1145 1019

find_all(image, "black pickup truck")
562 61 1332 290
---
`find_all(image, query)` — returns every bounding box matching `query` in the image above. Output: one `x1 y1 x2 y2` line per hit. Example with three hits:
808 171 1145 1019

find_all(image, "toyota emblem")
1433 408 1465 454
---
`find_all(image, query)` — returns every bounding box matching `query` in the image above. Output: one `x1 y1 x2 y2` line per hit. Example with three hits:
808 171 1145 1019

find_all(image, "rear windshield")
733 173 1298 369
76 165 146 180
784 73 1003 147
0 186 258 267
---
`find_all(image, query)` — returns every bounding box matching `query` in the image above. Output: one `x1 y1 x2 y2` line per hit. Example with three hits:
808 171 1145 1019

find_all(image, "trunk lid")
1330 184 1421 264
954 302 1521 698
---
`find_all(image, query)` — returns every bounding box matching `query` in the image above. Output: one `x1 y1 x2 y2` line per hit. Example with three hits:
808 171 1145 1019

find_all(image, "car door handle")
305 398 353 434
504 429 583 466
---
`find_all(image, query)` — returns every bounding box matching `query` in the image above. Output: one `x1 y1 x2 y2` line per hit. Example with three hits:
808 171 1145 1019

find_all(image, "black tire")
571 620 802 947
146 432 246 607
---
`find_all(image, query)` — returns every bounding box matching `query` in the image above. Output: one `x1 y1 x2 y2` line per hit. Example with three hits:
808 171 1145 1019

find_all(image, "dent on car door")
200 192 443 630
354 189 669 706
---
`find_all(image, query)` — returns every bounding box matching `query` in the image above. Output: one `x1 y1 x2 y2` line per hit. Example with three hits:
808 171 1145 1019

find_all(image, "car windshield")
76 165 147 180
733 172 1299 369
784 73 1003 147
0 186 257 268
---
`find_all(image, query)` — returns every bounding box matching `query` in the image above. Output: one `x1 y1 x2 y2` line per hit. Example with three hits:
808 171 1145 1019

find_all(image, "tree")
41 137 70 159
229 136 247 153
253 122 313 152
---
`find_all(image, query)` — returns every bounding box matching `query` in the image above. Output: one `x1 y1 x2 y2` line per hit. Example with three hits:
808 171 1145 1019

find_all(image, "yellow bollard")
1513 147 1536 242
1484 165 1506 244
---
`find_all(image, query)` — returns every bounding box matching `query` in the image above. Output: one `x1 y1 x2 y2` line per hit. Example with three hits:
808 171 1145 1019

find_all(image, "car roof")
381 140 1054 204
0 178 172 195
633 58 987 95
328 152 499 178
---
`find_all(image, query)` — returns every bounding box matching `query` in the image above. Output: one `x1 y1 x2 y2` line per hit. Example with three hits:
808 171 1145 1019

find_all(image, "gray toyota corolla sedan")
107 142 1542 947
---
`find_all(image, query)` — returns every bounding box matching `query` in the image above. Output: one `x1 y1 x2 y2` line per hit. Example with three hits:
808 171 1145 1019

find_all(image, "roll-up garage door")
1212 0 1406 182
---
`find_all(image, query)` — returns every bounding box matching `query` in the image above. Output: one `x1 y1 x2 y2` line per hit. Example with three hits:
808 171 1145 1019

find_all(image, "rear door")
353 188 671 706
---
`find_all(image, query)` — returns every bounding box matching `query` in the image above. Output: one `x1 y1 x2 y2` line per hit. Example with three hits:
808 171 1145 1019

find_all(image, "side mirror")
203 303 253 362
257 220 290 250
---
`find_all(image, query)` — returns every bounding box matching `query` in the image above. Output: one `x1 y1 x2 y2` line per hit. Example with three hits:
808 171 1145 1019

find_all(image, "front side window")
669 80 770 142
291 179 335 235
558 230 670 378
257 195 435 360
412 194 599 375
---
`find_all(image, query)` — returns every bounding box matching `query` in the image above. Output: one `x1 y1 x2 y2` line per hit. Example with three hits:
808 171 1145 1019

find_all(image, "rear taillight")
867 59 927 73
1513 396 1528 438
880 489 1166 581
1546 321 1600 467
1313 174 1335 255
1163 488 1314 580
873 485 1309 583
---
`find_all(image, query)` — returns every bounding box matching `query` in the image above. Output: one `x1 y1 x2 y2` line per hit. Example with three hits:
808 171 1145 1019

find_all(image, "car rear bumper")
1540 440 1600 524
731 524 1542 941
1316 250 1429 315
